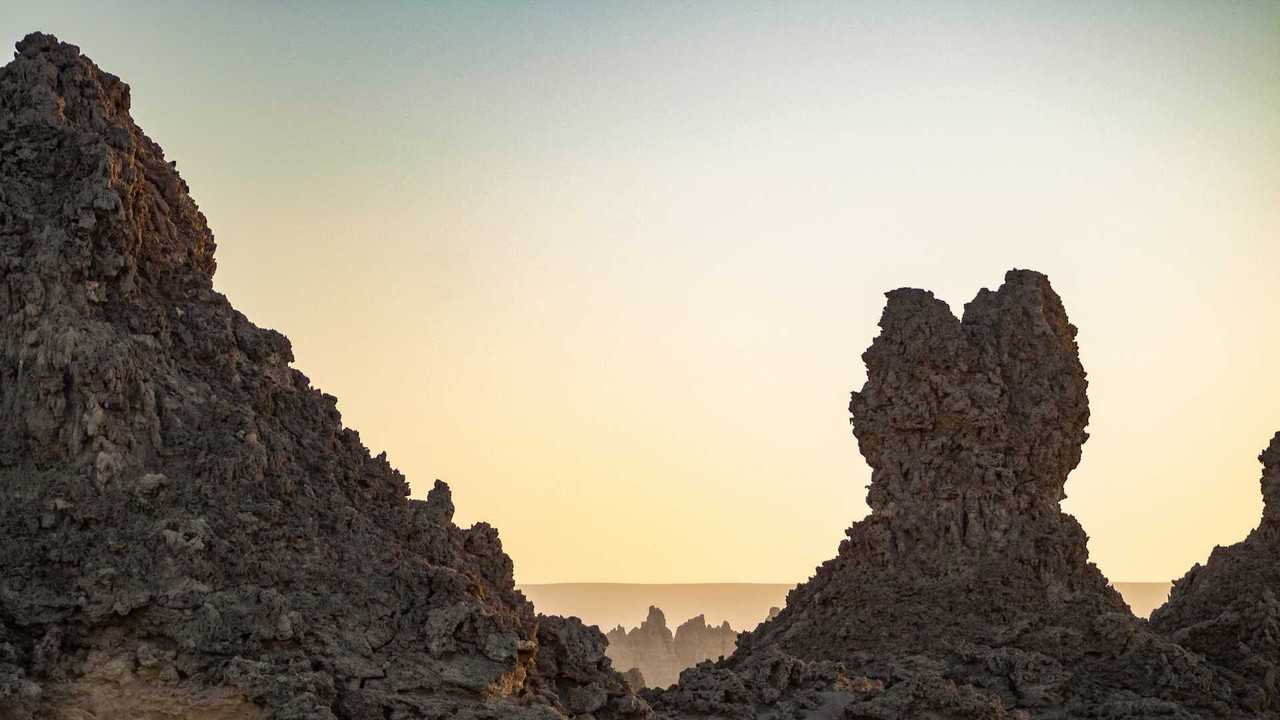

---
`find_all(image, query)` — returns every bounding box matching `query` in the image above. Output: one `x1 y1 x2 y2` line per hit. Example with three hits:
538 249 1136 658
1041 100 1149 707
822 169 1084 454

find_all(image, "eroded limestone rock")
0 32 645 720
651 271 1257 719
605 608 738 689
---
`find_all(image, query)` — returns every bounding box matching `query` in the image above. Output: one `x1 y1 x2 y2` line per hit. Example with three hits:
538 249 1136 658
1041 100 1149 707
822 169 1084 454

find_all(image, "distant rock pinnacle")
1151 431 1280 711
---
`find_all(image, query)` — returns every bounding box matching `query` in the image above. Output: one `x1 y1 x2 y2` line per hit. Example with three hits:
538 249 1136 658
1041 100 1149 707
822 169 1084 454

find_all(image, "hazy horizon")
519 581 1175 632
5 2 1276 585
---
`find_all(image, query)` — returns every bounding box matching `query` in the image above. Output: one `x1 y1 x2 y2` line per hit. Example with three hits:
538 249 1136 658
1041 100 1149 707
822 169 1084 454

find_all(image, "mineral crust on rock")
0 33 645 720
650 270 1259 719
1151 433 1280 712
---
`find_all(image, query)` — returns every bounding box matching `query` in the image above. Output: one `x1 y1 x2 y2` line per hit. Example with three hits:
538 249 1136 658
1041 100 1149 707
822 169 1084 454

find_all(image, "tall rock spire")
650 271 1255 719
2 32 216 290
850 271 1090 556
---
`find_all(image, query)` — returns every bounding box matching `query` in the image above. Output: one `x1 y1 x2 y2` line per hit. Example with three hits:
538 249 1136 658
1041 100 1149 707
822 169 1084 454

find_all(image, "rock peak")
850 268 1088 550
425 478 455 524
643 606 667 628
0 34 646 719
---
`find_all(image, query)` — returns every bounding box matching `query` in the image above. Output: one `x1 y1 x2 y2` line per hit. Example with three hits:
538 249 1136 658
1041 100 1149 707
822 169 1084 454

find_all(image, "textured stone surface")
651 271 1258 719
1150 432 1280 712
605 607 738 689
0 33 645 720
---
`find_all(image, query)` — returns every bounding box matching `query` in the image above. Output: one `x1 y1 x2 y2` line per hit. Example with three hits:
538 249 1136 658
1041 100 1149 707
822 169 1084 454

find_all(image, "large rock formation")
605 608 737 689
1151 433 1280 711
0 33 645 720
651 271 1257 718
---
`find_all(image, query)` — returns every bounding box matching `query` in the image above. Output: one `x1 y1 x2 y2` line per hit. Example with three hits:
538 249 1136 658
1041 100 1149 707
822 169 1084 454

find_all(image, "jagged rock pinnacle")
850 269 1089 552
1260 432 1280 519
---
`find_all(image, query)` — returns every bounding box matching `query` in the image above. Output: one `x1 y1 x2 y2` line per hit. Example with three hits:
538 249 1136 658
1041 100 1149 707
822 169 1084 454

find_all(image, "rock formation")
606 608 678 690
0 33 645 720
1150 432 1280 711
3 29 1276 720
650 271 1258 718
673 615 735 672
604 608 737 689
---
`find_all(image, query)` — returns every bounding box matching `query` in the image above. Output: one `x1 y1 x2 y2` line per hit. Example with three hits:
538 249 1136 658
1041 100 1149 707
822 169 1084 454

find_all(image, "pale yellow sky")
8 2 1277 583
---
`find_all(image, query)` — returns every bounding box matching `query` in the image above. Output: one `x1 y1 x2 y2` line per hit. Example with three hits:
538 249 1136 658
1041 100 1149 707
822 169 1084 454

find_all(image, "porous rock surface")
0 33 646 720
650 271 1258 719
1151 433 1280 712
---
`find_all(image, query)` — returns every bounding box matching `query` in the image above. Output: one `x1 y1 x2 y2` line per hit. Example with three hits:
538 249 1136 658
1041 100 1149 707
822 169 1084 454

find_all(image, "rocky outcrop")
605 608 737 689
0 33 645 720
1150 433 1280 711
606 608 678 690
651 271 1258 718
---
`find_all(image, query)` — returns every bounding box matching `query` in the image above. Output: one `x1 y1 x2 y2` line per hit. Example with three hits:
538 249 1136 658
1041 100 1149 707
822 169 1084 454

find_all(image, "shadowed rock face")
650 271 1257 719
0 33 645 720
1151 433 1280 711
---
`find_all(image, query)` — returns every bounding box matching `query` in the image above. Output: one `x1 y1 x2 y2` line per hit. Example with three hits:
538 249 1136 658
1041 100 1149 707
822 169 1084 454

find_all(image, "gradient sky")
6 2 1277 584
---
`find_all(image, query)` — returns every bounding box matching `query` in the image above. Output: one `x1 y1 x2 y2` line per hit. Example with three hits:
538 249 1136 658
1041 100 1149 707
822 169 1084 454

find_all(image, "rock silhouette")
0 33 645 720
1151 432 1280 711
604 607 737 689
650 271 1259 718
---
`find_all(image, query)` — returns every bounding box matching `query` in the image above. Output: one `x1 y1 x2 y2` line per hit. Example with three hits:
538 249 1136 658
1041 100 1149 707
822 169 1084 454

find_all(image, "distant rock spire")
2 32 217 290
850 269 1089 552
0 32 646 720
1260 433 1280 519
